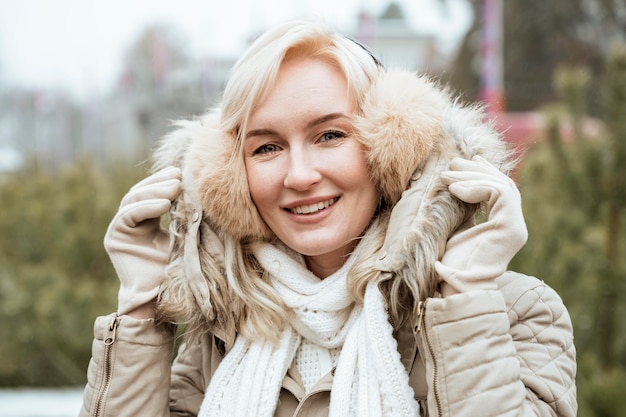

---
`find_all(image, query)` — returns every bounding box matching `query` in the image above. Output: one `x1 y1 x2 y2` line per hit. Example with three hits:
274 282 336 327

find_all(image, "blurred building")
355 3 444 74
75 2 443 168
0 2 449 171
0 90 80 171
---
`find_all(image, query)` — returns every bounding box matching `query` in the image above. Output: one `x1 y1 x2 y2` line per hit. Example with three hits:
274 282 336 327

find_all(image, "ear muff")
185 115 272 241
354 69 448 207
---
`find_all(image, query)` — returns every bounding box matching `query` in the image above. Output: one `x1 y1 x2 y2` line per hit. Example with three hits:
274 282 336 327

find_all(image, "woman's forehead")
246 58 352 128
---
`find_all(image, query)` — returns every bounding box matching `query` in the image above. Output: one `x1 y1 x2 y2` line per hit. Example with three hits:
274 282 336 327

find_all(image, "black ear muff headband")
345 36 384 68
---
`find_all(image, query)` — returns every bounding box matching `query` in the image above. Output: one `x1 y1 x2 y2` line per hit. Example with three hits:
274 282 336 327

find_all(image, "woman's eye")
253 143 279 155
320 131 345 142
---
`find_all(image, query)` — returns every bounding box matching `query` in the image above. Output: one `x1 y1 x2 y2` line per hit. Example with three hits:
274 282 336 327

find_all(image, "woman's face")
244 57 379 278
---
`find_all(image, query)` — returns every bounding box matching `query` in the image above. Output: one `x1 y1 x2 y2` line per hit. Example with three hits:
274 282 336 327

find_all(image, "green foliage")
577 353 626 417
0 157 144 386
604 44 626 209
510 49 626 416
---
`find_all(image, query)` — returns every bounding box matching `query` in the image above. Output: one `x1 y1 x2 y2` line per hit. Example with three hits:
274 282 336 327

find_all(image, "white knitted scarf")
198 242 419 417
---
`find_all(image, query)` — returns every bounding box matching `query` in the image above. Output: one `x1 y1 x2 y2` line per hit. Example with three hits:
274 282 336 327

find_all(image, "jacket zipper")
417 300 442 417
93 316 119 417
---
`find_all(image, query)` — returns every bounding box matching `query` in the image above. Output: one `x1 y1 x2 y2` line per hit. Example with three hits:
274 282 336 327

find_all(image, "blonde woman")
80 20 576 417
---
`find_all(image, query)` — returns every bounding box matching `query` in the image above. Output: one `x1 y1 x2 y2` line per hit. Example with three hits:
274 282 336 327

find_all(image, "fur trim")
154 111 271 241
354 70 448 206
153 115 238 343
185 111 271 241
361 70 512 306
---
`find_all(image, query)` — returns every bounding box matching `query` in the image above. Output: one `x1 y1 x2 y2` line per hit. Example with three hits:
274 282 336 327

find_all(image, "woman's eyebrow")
245 128 276 139
306 112 350 129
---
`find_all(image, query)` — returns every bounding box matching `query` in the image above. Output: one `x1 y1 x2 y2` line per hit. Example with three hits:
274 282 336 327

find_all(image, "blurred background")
0 0 625 416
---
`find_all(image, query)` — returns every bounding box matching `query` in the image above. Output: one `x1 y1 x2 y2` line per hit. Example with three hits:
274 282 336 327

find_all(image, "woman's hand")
436 156 527 296
104 166 182 316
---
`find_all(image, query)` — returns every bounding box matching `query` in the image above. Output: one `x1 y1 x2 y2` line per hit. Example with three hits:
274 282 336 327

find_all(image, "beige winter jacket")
79 272 576 417
80 68 577 416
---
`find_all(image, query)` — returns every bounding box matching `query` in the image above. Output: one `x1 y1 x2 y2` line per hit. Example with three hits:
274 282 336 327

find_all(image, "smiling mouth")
289 197 338 214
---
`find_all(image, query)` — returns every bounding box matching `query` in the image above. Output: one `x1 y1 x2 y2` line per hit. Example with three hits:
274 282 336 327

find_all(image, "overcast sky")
0 0 471 101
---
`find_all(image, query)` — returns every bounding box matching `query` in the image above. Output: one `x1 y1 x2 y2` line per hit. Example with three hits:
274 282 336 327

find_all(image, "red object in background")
480 0 504 118
494 112 544 154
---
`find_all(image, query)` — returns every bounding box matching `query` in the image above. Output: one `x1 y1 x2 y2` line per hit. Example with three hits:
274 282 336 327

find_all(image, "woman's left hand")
436 156 528 296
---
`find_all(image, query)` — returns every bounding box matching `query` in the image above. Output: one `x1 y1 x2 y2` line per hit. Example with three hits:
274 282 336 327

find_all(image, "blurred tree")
121 24 190 93
510 45 626 416
444 0 625 113
0 23 210 388
0 158 144 386
599 43 626 370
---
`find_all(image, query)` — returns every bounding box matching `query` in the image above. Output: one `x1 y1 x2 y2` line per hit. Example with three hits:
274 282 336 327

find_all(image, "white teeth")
290 198 337 214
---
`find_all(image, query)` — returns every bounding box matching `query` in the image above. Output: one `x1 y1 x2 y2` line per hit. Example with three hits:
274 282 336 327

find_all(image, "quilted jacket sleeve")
79 314 222 417
79 314 175 417
416 272 576 417
500 273 577 415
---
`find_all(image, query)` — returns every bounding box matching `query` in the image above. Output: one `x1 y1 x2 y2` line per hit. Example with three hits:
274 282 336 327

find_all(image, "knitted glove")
104 166 182 315
435 156 527 293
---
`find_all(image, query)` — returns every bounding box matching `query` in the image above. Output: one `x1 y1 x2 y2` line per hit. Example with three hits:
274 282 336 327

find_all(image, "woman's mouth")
289 197 338 214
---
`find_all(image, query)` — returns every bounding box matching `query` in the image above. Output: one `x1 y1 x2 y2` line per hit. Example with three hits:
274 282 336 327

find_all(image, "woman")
80 20 576 417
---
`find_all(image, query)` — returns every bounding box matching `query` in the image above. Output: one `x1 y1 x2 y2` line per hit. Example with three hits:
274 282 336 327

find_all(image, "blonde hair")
157 20 388 345
220 19 381 142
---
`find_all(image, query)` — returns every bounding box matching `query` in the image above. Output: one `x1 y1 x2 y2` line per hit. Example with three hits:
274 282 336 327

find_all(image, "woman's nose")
283 149 322 191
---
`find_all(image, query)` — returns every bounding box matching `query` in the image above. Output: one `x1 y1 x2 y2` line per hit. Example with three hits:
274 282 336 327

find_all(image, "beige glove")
435 156 527 293
104 166 182 315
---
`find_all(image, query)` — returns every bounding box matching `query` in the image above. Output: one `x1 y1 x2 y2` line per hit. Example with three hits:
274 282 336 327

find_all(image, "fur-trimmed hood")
153 68 512 341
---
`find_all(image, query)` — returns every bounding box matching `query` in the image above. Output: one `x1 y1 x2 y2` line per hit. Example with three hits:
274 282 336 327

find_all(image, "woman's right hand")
104 166 182 316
